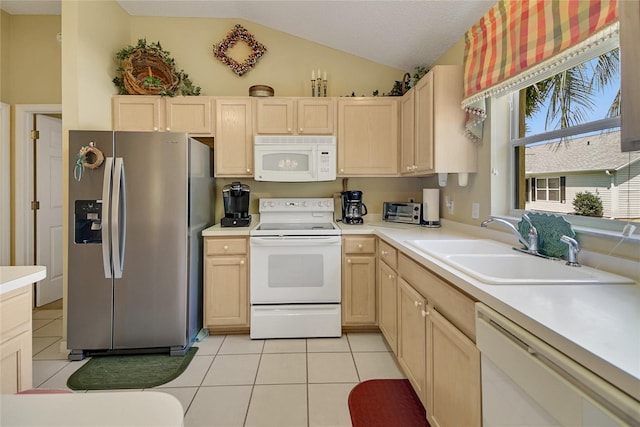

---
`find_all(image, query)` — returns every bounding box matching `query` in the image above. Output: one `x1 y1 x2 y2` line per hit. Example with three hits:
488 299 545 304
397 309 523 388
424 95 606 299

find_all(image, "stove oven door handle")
250 236 341 246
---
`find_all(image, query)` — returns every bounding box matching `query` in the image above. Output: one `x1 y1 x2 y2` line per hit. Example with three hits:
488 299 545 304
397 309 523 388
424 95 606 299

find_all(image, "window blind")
461 0 619 144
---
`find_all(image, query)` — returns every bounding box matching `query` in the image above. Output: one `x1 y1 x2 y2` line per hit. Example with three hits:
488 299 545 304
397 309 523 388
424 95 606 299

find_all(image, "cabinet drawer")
205 238 248 256
378 239 397 270
344 236 376 254
1 290 31 340
398 253 476 341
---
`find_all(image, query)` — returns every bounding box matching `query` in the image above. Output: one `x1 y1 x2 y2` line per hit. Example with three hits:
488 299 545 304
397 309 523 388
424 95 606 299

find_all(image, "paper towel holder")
421 188 441 228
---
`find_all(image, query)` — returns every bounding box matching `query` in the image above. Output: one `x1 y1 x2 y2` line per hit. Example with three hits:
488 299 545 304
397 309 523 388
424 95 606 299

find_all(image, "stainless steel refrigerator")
67 131 214 360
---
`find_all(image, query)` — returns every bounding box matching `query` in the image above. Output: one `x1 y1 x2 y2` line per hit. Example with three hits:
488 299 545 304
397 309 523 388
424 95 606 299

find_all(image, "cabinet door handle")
421 309 429 317
347 259 352 264
240 259 245 265
223 245 229 251
358 243 363 249
388 274 394 280
340 168 344 173
381 250 388 255
299 128 303 133
166 127 171 131
246 168 252 173
153 127 158 131
414 300 423 308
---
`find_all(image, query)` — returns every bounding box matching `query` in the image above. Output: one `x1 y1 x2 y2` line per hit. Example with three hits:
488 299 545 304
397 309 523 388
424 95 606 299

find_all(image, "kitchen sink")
405 239 515 256
405 239 635 285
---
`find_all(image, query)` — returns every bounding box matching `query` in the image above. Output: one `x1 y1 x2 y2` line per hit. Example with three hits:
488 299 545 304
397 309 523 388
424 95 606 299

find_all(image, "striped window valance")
461 0 619 144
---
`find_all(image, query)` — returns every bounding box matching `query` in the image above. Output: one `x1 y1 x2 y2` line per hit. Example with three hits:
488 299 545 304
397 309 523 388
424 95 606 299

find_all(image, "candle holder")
316 77 322 97
323 79 328 97
311 79 316 97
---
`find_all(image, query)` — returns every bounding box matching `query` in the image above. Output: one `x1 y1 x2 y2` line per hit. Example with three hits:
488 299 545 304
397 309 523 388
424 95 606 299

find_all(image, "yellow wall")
62 1 130 130
1 11 10 102
429 36 492 227
59 7 426 222
215 177 430 223
2 14 61 104
129 17 404 98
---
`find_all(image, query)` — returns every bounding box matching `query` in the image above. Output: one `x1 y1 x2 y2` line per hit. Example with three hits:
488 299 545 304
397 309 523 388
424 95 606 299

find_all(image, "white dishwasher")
475 303 639 426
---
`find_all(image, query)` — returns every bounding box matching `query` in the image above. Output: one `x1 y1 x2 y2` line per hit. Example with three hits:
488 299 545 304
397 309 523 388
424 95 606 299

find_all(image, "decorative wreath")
113 39 201 96
74 143 104 182
212 24 267 76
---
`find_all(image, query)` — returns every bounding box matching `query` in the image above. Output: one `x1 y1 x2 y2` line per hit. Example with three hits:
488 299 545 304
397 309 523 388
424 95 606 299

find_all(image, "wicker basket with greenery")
113 39 200 97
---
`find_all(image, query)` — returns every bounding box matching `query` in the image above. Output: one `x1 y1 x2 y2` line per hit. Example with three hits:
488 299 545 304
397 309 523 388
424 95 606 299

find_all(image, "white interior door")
35 114 63 306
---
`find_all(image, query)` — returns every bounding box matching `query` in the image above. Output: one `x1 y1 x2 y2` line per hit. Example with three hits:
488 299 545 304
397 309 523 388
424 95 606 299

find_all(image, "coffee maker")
341 190 368 224
221 182 251 227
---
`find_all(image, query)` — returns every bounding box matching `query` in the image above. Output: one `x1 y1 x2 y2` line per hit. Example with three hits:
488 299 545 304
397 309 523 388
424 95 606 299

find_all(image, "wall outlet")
471 203 480 219
447 200 454 215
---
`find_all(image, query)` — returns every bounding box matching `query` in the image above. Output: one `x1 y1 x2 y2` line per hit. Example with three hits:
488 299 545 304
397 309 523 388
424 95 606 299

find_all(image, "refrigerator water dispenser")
74 200 102 244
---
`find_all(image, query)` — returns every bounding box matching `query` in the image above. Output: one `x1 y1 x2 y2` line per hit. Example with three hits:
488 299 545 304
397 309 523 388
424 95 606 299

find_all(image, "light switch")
472 203 480 219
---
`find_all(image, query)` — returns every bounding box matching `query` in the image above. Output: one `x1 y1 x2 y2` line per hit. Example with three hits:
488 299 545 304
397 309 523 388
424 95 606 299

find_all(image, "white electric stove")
249 198 342 339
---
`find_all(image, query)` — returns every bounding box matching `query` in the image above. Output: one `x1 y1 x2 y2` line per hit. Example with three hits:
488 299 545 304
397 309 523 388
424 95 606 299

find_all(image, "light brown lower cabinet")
397 278 427 406
342 236 377 326
0 286 33 393
427 308 481 427
378 260 398 354
203 237 249 330
387 250 481 427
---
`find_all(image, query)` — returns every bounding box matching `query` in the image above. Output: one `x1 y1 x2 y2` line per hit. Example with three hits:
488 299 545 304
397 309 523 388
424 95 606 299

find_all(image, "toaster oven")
383 202 422 224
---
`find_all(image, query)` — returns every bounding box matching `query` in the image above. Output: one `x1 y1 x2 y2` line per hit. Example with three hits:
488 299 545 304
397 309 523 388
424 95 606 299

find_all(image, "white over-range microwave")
254 135 336 182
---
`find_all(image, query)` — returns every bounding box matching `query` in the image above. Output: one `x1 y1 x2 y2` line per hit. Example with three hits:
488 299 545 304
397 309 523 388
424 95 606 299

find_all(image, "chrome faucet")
560 235 581 267
521 213 539 253
480 215 539 254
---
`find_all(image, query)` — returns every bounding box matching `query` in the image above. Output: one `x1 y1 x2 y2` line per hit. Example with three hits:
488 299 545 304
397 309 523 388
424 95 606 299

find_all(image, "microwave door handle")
101 157 114 278
310 149 316 180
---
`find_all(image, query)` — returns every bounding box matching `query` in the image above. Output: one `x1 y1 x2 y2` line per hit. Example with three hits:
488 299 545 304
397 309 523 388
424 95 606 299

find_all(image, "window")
511 47 640 223
531 177 565 203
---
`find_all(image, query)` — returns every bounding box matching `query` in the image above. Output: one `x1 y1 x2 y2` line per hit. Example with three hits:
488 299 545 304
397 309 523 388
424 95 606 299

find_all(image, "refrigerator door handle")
101 157 114 278
111 157 127 279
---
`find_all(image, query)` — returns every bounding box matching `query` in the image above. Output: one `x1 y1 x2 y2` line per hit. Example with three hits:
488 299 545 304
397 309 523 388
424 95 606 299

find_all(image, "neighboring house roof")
525 131 640 174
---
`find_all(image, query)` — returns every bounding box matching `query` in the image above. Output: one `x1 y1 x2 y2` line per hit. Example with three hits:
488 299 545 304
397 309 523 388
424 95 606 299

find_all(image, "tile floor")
32 305 406 426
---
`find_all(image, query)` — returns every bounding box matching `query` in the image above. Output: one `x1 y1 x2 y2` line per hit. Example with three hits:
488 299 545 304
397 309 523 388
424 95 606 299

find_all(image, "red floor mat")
348 379 430 427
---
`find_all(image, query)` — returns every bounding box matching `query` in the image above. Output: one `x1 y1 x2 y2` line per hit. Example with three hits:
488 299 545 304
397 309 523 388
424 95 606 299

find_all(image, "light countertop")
0 391 183 426
202 215 259 236
202 216 640 401
0 265 46 296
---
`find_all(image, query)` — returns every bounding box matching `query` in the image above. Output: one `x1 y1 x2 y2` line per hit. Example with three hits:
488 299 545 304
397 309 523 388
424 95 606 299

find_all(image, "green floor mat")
66 347 198 390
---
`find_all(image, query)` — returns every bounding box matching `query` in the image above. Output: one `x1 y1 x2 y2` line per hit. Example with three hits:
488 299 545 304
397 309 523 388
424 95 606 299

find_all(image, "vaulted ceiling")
1 0 495 70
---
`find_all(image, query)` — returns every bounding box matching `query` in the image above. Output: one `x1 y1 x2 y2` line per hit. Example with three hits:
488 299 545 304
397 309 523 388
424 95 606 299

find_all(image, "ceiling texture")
1 0 495 71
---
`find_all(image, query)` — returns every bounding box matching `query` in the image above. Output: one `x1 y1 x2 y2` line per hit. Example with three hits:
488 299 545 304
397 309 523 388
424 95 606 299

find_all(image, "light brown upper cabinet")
112 95 214 136
337 98 399 176
255 98 335 135
400 65 477 176
215 98 253 177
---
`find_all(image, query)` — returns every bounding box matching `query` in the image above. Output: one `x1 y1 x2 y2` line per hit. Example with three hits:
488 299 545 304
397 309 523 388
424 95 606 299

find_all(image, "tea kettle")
341 190 368 225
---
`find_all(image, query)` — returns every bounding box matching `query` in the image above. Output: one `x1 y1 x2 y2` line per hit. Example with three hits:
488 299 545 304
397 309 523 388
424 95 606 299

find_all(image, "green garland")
113 39 201 97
